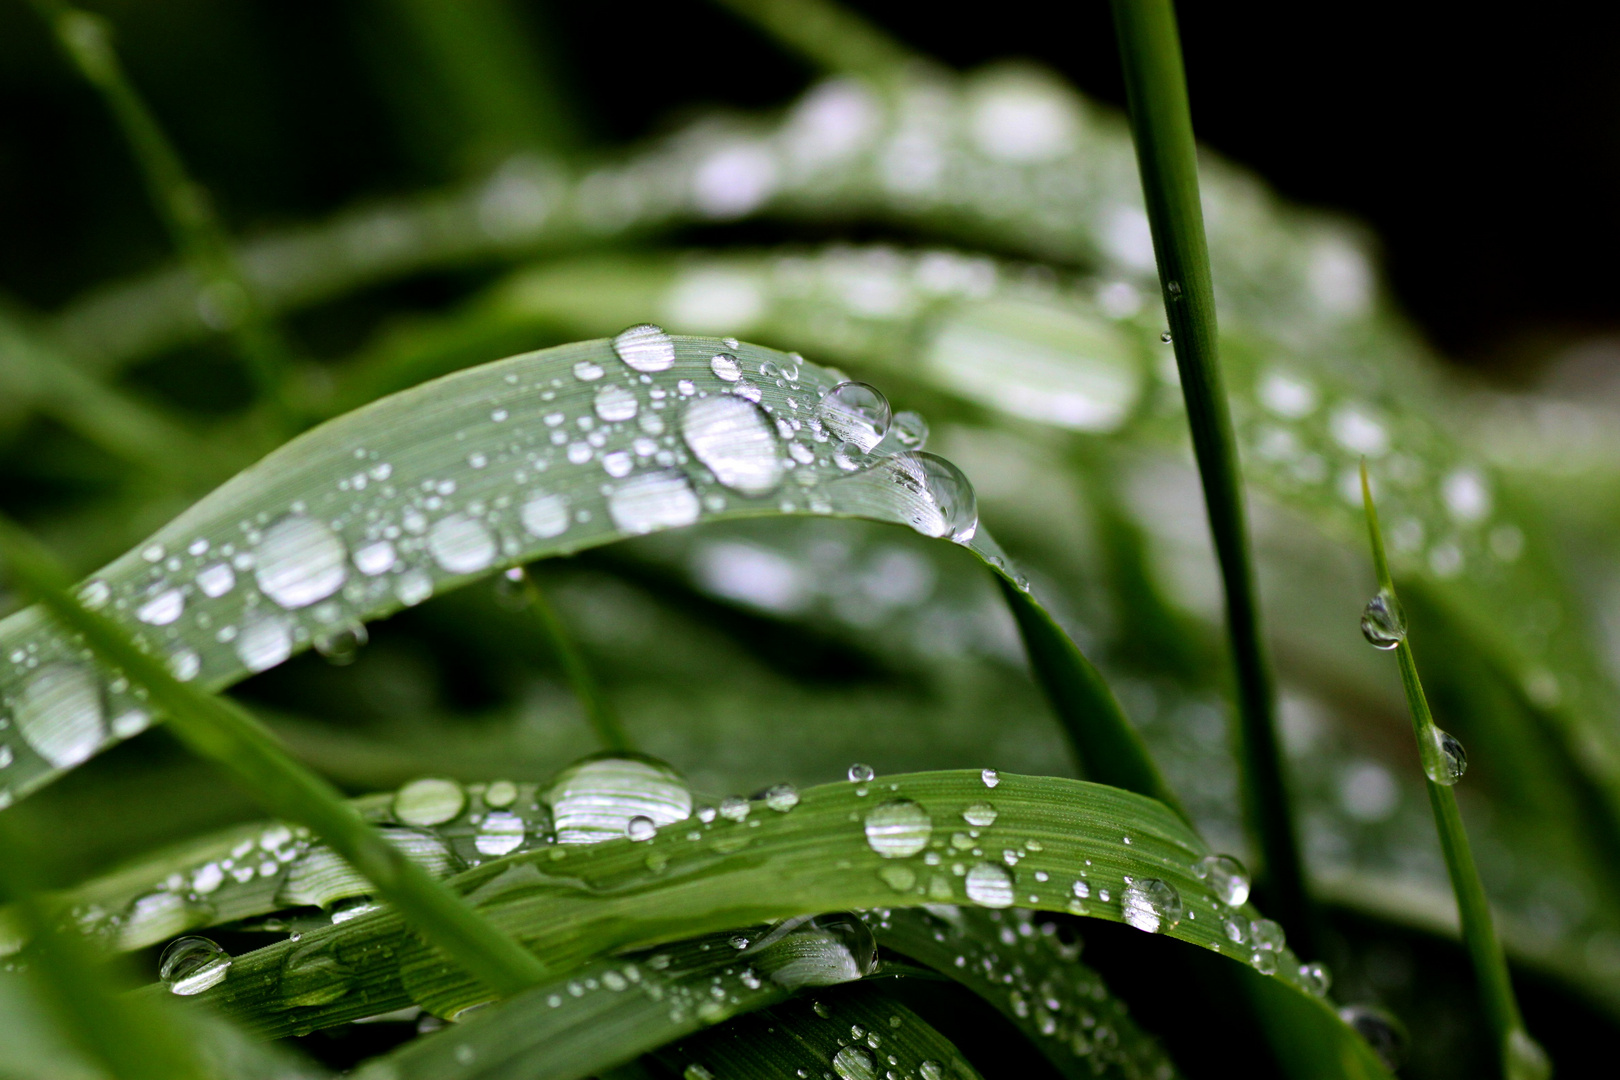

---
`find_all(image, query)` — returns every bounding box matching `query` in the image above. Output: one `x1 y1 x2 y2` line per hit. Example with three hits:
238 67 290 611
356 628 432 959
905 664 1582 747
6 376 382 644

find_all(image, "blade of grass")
0 518 546 997
28 0 295 418
1107 0 1309 947
519 568 631 752
708 0 913 79
1359 463 1550 1080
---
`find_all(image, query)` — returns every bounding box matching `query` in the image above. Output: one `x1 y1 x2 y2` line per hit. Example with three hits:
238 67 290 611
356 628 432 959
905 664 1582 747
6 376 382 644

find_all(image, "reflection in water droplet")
1122 878 1183 933
1421 725 1468 785
864 799 932 857
136 587 184 626
1250 918 1286 951
521 493 570 538
16 665 105 768
196 562 235 597
353 540 396 576
681 395 784 496
962 801 997 827
255 515 347 609
763 783 800 812
848 763 875 783
892 410 929 450
710 353 742 381
160 936 231 995
595 384 639 422
832 1045 877 1080
1194 854 1251 907
876 452 978 543
1298 961 1332 997
545 754 693 843
476 810 527 855
608 470 701 533
428 514 496 574
394 777 466 826
1360 589 1406 649
965 862 1015 908
626 815 657 841
818 382 891 452
1338 1005 1408 1071
236 615 293 673
613 324 676 372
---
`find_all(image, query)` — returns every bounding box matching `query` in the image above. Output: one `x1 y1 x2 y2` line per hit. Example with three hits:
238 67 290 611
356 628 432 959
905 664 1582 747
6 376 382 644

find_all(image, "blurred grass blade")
1359 464 1549 1080
1108 0 1307 945
709 0 913 79
520 568 631 752
0 521 546 996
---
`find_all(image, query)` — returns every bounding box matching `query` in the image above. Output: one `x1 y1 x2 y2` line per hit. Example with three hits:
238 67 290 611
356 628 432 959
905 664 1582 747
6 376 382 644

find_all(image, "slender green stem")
1108 0 1309 947
29 0 295 418
708 0 913 78
519 567 632 752
0 517 546 997
1360 465 1545 1079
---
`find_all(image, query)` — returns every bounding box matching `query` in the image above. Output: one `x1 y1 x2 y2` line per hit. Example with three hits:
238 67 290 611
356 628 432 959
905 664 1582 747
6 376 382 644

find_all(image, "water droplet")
574 360 604 381
1504 1028 1551 1080
627 815 657 841
710 353 742 381
1360 589 1406 649
608 470 701 533
1251 949 1278 975
396 569 433 607
1122 878 1183 933
1160 331 1173 343
159 936 231 995
236 615 292 672
880 865 917 891
136 587 184 626
1250 918 1286 951
965 862 1015 908
981 768 1000 788
545 754 693 843
962 801 997 827
313 621 367 665
892 410 929 450
519 493 570 539
1421 725 1468 785
595 384 639 422
1338 1005 1408 1071
15 665 105 768
1298 961 1331 997
848 763 875 783
720 795 750 822
255 515 347 609
818 382 891 452
681 395 784 496
476 810 527 855
393 777 466 826
919 1062 948 1080
353 540 396 576
864 799 932 857
878 452 978 543
1193 854 1250 907
832 1045 877 1080
196 562 236 597
613 324 676 373
685 1064 716 1080
763 783 800 812
79 578 110 609
428 514 496 574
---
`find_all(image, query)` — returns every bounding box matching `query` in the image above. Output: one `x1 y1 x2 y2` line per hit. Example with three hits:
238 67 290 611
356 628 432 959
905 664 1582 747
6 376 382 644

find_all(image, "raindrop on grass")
818 382 890 452
393 777 466 826
1298 961 1332 997
521 493 570 538
1421 726 1468 785
476 811 526 855
848 763 875 783
965 862 1015 908
762 783 800 812
710 353 742 381
962 802 997 827
880 452 978 543
545 754 693 843
160 936 231 995
864 799 932 857
627 815 657 841
608 470 701 533
981 768 1000 788
1122 878 1182 933
485 779 517 807
1160 331 1173 343
1250 918 1286 951
136 587 184 625
613 324 676 373
236 615 292 673
255 515 347 609
574 360 604 381
196 562 235 597
15 664 105 768
1193 854 1251 907
681 395 784 496
1360 589 1407 649
832 1045 877 1080
428 514 496 574
313 621 367 665
595 384 639 422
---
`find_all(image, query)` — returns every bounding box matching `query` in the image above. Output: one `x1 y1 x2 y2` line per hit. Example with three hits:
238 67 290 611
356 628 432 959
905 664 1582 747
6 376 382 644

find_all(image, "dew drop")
848 763 876 783
1360 589 1406 649
763 783 800 812
818 382 891 452
892 410 930 451
710 353 742 381
720 795 750 822
878 452 978 543
920 1062 948 1080
962 801 997 827
1298 961 1332 997
1421 725 1468 785
521 493 570 538
79 578 110 609
595 384 640 422
136 587 184 626
1160 331 1173 343
396 569 434 607
627 815 657 841
255 515 347 609
607 470 701 533
393 777 466 826
485 779 517 808
573 359 604 381
1250 918 1286 951
159 936 231 995
1122 878 1183 933
832 1045 877 1080
475 810 527 855
428 514 496 574
15 664 105 768
964 862 1015 908
613 324 676 373
864 799 932 857
981 768 1000 788
313 621 367 665
353 540 396 576
236 614 293 673
545 754 693 844
681 395 784 496
1193 854 1251 907
196 562 236 598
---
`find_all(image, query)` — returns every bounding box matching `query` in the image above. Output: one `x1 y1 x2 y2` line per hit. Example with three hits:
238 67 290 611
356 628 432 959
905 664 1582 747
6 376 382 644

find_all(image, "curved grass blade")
0 522 547 996
709 0 913 80
519 568 631 751
1360 465 1550 1080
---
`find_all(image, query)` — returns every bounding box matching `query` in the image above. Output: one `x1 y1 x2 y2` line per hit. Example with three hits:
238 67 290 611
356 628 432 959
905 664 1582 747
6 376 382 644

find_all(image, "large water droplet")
1504 1028 1551 1080
762 783 800 812
393 777 467 826
962 801 997 827
864 798 932 857
710 353 742 381
1338 1005 1407 1071
521 493 570 539
159 936 231 995
1360 589 1406 649
876 452 978 543
608 470 701 533
1122 878 1183 933
255 515 347 609
818 382 890 452
475 811 527 855
751 912 878 989
545 754 693 843
15 665 104 768
1421 725 1468 785
196 562 236 597
427 514 496 574
236 614 292 673
681 395 784 496
832 1045 877 1080
595 384 640 422
964 862 1015 908
612 324 676 372
1193 854 1251 907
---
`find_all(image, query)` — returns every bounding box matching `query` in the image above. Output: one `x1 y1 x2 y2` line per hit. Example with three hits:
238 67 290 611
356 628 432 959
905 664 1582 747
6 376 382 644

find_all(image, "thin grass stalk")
1359 465 1549 1079
0 517 547 996
519 567 632 751
1107 0 1309 947
708 0 913 78
29 0 295 418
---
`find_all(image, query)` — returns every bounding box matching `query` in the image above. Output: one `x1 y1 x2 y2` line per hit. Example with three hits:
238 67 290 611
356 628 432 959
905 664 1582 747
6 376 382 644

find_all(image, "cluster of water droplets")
1360 589 1469 785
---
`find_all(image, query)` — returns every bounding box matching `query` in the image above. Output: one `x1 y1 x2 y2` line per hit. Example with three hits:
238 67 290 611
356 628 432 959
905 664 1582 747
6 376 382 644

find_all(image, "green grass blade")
1109 0 1306 943
0 522 547 996
521 569 631 752
1359 464 1549 1080
708 0 913 80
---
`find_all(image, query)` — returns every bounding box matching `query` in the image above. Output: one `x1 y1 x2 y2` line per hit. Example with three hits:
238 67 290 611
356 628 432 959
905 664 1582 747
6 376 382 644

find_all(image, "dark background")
2 0 1617 379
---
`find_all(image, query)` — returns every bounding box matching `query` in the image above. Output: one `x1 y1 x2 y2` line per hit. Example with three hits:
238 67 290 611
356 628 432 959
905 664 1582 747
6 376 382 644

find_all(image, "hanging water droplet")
159 936 231 995
1297 961 1331 997
393 777 466 826
428 514 496 574
521 493 570 538
1338 1005 1408 1071
710 353 742 381
236 615 293 673
612 324 676 373
313 621 367 665
1421 725 1468 785
832 1045 877 1080
627 815 657 841
763 783 800 812
595 384 639 422
1360 589 1407 649
962 801 997 827
1504 1028 1551 1080
964 862 1015 908
864 799 932 857
878 452 978 543
1251 949 1278 975
1159 331 1173 344
1121 878 1183 933
1250 918 1286 951
545 753 693 843
681 395 784 496
1193 853 1251 907
15 664 105 769
255 515 347 609
818 382 891 452
848 763 876 783
981 768 1000 787
892 410 929 450
607 470 701 533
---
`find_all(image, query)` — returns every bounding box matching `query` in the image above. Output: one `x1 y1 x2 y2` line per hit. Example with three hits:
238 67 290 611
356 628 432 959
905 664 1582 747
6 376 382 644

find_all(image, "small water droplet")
475 810 526 855
710 353 742 381
545 754 693 843
981 768 1000 788
832 1045 876 1080
962 801 997 827
1298 961 1331 997
1338 1005 1408 1071
1421 725 1468 785
684 1065 716 1080
891 410 929 450
763 783 800 812
236 614 293 672
919 1062 948 1080
313 621 367 665
520 493 570 538
1160 331 1173 343
160 936 231 995
681 395 784 496
353 540 396 576
613 324 676 373
136 587 184 626
720 795 750 822
1360 589 1406 649
1193 854 1251 906
848 763 876 783
608 470 701 533
964 862 1015 908
79 578 110 609
627 815 657 841
15 665 105 768
1122 878 1183 933
574 359 604 381
1250 918 1286 951
255 515 347 609
864 799 932 857
818 382 891 452
196 561 235 598
394 777 466 826
396 569 434 607
428 514 496 574
595 384 639 422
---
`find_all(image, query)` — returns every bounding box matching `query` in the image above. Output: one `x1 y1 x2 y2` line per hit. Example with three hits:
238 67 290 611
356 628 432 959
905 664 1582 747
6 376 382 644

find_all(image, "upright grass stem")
0 517 546 997
1107 0 1309 947
30 0 295 419
708 0 913 78
518 567 632 752
1359 466 1549 1079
